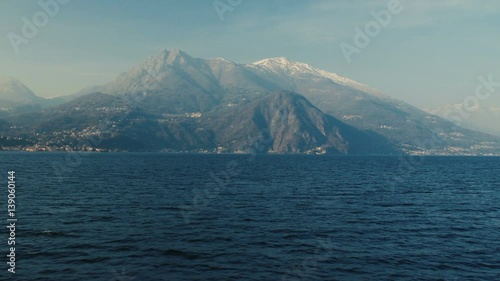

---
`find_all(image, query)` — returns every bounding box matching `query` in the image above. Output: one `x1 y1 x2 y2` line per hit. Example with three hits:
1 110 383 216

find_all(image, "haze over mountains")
1 49 499 155
426 102 500 137
0 77 43 103
0 77 64 115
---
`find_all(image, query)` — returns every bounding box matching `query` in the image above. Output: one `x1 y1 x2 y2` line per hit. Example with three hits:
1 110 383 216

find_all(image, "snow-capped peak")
123 49 197 78
206 57 236 64
250 57 381 96
156 49 193 65
252 57 317 73
72 50 383 99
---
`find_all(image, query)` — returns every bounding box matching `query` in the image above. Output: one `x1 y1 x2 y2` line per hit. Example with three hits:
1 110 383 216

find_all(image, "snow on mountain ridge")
105 50 383 97
206 57 235 63
71 49 384 99
250 57 381 96
158 49 193 65
136 49 196 73
251 57 318 75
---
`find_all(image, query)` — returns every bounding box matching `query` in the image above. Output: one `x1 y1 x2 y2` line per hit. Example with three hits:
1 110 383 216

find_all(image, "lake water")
1 153 499 280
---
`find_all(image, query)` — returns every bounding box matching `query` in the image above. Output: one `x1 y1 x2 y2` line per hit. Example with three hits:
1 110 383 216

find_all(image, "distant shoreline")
0 150 499 157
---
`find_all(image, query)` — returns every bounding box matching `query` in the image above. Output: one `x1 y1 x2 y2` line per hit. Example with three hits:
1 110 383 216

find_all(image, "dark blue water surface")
0 153 499 280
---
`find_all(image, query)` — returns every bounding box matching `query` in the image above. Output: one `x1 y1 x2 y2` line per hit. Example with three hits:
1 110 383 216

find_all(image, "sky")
0 0 499 109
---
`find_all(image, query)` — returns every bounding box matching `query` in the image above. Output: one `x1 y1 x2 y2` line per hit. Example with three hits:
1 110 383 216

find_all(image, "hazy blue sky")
1 0 499 108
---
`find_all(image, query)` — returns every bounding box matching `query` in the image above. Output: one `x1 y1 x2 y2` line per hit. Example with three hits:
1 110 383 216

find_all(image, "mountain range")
1 49 499 155
426 102 500 137
0 77 64 116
